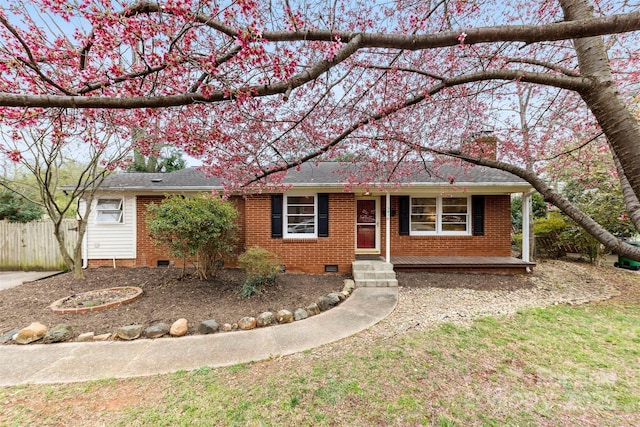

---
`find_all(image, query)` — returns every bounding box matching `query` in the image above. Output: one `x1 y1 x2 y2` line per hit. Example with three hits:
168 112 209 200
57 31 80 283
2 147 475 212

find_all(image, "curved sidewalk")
0 287 397 386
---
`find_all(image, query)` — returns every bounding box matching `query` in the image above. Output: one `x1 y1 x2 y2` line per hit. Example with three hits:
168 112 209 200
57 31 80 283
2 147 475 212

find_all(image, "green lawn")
2 299 639 426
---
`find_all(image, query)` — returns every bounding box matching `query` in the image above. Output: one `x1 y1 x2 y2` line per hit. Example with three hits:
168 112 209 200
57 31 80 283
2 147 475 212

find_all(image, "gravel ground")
378 259 621 338
302 259 630 360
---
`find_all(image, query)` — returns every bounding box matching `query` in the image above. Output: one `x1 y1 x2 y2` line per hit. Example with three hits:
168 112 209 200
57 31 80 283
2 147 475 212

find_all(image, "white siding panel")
86 195 136 259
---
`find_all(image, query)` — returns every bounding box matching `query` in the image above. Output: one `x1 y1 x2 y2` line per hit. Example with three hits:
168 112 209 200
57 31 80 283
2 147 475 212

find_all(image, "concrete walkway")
0 271 62 291
0 287 397 386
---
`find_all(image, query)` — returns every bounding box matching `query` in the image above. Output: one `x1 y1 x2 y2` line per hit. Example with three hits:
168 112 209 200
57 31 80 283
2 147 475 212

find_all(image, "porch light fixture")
362 191 371 196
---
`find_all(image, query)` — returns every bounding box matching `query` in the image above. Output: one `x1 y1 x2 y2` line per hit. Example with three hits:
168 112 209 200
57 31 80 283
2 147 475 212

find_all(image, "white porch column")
386 191 391 263
522 191 532 262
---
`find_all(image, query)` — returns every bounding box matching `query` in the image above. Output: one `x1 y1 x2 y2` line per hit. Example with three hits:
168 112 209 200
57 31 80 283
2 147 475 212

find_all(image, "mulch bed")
3 260 637 344
1 267 346 342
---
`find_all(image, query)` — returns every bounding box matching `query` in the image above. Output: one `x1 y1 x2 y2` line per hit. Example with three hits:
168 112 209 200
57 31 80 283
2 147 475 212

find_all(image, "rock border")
5 280 355 345
49 286 144 314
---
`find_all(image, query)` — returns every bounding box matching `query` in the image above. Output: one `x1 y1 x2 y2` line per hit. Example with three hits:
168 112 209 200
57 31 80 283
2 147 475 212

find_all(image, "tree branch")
80 1 238 69
506 58 580 77
264 11 640 47
423 146 640 259
0 60 591 109
0 34 364 108
0 15 78 96
245 68 593 183
612 150 640 232
540 131 603 161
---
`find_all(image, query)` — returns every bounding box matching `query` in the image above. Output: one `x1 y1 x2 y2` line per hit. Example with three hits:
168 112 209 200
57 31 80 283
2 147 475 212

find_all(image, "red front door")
356 199 377 250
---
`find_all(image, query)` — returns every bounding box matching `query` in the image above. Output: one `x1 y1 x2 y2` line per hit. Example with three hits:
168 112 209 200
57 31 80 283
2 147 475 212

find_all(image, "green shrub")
146 194 238 280
238 247 282 298
534 211 567 235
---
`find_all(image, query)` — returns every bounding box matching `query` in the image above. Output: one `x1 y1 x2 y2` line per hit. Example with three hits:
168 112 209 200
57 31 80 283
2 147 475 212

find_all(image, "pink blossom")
325 35 343 61
457 32 468 48
7 149 22 163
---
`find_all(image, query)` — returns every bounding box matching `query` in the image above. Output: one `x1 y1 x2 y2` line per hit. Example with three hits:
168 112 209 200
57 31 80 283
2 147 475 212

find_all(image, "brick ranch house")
77 162 535 277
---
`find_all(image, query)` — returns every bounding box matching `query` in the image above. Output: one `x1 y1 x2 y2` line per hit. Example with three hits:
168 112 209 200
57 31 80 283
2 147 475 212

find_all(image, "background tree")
0 189 43 222
511 193 547 232
560 179 635 263
1 0 640 260
2 158 93 220
146 194 238 280
556 142 637 262
129 147 186 173
128 127 186 173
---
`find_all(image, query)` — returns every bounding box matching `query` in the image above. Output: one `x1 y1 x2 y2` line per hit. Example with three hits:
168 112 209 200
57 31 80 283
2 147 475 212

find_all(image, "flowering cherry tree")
0 108 134 278
1 0 640 259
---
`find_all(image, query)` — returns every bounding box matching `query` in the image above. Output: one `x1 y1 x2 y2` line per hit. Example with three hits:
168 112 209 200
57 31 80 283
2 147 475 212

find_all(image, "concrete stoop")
352 260 398 287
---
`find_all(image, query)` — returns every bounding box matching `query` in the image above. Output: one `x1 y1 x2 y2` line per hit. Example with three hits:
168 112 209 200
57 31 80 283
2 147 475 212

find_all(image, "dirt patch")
0 267 345 341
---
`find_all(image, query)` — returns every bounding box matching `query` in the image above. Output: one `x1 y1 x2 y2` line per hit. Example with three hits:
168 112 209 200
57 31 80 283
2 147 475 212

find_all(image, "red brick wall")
89 195 246 269
89 192 512 272
244 193 355 274
89 259 137 268
382 195 511 257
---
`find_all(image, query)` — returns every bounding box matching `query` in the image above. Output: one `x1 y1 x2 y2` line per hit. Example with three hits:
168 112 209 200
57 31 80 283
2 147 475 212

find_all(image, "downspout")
79 198 88 269
522 189 535 270
386 192 391 264
82 229 88 269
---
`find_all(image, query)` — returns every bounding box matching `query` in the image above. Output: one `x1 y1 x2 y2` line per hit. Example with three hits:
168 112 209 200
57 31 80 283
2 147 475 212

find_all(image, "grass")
2 298 639 425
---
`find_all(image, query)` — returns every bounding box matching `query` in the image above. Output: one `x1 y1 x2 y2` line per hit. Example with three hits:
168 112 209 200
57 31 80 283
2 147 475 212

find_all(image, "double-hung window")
410 196 469 235
284 195 316 237
96 198 124 224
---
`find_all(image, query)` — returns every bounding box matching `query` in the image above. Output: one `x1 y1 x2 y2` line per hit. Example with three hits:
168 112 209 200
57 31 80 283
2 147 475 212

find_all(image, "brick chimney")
462 131 498 160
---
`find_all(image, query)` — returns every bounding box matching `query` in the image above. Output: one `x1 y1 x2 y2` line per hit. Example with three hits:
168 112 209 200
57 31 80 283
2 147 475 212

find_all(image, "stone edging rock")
49 286 144 314
1 279 356 345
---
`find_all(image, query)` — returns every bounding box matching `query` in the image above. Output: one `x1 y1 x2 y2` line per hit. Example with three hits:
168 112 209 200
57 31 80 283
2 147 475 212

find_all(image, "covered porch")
352 190 535 283
374 190 536 271
351 255 534 287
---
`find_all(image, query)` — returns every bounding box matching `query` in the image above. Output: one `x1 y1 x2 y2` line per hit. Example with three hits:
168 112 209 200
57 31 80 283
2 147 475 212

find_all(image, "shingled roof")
94 161 529 191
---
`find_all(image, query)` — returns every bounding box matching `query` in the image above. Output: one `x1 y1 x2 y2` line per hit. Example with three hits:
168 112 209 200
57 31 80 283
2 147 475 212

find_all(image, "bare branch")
507 58 580 77
264 11 640 47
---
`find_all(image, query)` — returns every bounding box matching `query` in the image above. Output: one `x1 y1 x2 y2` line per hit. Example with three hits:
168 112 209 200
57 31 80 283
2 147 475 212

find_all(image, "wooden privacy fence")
0 219 77 271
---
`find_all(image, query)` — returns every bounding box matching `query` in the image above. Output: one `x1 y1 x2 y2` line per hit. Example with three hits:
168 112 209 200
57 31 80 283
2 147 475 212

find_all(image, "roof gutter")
97 181 532 194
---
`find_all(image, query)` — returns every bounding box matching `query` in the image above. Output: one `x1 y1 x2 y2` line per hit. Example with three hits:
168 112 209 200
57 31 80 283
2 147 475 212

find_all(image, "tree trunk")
72 218 88 279
561 0 640 207
444 149 640 261
51 217 76 273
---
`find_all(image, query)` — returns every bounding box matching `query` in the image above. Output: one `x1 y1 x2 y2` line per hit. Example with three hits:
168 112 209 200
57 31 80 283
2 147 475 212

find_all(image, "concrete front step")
352 260 395 271
353 271 397 281
355 278 399 288
352 260 398 287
